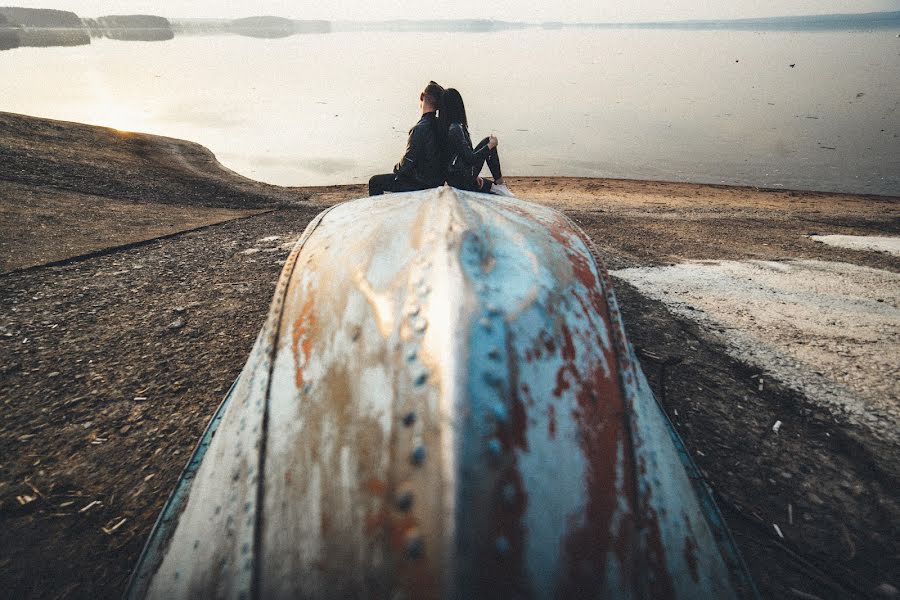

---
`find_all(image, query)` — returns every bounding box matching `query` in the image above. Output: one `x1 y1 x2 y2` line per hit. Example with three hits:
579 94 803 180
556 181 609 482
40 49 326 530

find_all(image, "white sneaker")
490 183 515 197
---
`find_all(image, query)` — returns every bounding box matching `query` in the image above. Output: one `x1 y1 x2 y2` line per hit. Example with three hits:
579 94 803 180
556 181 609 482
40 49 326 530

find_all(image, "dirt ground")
1 113 898 599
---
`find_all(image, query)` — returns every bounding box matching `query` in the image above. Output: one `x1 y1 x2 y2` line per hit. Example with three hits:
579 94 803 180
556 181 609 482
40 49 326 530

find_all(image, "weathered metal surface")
128 186 756 599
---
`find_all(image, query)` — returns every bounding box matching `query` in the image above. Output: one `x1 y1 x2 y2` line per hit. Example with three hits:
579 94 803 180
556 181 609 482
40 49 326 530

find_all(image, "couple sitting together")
368 81 512 197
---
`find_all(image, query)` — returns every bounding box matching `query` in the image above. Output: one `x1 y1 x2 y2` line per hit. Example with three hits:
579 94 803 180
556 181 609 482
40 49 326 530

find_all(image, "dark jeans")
450 137 503 193
368 174 429 196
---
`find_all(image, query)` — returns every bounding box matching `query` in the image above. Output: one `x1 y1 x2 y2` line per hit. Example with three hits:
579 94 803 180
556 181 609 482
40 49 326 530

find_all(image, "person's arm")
393 123 425 179
448 124 490 166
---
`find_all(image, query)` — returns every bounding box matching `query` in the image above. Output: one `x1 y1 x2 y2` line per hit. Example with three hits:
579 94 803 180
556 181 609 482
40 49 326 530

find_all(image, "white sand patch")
613 260 900 445
810 235 900 256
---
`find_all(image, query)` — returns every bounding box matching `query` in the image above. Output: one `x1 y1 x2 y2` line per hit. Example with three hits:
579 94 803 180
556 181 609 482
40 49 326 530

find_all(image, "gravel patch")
810 234 900 256
613 259 900 449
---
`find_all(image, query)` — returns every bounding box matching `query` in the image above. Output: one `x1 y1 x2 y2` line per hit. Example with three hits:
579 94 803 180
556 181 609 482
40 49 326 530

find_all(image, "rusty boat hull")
127 186 756 599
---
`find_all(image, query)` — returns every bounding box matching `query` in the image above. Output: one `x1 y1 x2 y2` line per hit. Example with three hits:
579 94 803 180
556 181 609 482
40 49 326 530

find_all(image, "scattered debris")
102 517 127 535
16 494 37 506
774 523 785 539
772 420 783 434
79 500 102 513
23 479 42 498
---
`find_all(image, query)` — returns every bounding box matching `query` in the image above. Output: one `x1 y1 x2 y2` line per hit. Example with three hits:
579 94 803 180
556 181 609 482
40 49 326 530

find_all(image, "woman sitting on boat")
439 88 513 196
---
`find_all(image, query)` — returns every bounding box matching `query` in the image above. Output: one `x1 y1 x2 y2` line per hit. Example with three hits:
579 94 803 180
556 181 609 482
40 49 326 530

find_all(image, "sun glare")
91 103 146 134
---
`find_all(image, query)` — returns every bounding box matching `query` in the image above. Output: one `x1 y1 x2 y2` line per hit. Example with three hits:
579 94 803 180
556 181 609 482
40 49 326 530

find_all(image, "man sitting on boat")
368 81 446 196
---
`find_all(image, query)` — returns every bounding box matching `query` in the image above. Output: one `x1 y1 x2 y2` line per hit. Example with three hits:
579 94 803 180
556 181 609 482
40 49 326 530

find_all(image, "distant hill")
172 16 330 38
0 13 20 50
332 19 528 32
82 15 174 41
169 18 231 35
0 6 81 27
0 7 89 46
228 16 330 38
228 15 296 38
575 10 900 31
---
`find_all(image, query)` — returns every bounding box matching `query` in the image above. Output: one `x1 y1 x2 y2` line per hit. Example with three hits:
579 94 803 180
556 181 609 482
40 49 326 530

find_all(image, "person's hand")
488 135 498 149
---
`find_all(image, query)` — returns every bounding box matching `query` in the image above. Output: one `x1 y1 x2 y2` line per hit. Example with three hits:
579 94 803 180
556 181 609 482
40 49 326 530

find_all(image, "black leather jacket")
393 111 444 187
446 122 489 190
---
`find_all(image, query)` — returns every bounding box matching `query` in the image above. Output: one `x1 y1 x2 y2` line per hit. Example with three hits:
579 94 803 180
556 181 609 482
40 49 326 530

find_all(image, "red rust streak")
562 220 678 597
560 342 638 597
553 324 579 397
291 288 317 390
365 478 387 495
544 220 643 596
388 514 418 554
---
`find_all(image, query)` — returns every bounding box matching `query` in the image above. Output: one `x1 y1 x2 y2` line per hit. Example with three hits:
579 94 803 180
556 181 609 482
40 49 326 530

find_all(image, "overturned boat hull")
128 186 756 599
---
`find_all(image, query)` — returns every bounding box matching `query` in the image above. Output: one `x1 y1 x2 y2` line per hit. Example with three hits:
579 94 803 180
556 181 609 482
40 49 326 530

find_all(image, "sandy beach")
1 112 898 599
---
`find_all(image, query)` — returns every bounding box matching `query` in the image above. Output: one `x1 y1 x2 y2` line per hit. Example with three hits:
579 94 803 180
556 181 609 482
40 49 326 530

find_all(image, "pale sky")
12 0 900 22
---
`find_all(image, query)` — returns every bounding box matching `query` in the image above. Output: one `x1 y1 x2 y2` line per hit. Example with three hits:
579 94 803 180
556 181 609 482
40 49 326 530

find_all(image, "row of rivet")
400 259 432 560
480 304 516 559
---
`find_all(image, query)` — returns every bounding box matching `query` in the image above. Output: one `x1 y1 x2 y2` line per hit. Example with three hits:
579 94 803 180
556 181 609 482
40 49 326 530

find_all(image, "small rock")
807 492 825 506
173 306 186 314
168 318 185 330
120 425 131 434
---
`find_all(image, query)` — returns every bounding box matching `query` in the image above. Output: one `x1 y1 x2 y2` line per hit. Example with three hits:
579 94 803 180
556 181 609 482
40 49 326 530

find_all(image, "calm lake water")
2 29 899 194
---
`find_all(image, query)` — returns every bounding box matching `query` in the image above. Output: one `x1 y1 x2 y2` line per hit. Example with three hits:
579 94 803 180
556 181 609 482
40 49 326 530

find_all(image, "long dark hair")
440 88 467 127
437 88 468 143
